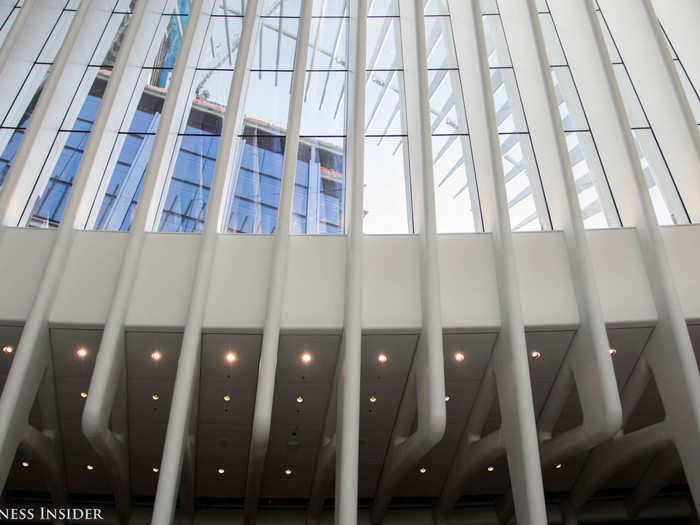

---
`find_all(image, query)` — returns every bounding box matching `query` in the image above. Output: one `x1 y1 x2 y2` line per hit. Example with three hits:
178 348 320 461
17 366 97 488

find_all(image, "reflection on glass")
89 2 192 230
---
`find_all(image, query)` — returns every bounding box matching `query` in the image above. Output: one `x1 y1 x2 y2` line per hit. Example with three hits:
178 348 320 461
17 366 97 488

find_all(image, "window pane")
482 15 511 67
551 68 588 131
364 136 412 234
366 17 403 70
490 68 528 133
425 16 457 70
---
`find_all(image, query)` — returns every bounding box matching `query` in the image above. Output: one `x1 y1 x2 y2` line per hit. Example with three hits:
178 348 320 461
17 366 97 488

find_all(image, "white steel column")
370 0 447 522
0 0 100 503
81 1 211 522
307 0 365 522
549 0 700 520
499 0 622 475
150 1 262 523
597 0 700 220
243 1 313 522
437 1 547 523
335 0 364 522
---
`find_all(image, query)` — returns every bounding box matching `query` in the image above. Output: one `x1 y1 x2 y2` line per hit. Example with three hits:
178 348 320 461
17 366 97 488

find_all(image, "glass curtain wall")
86 0 191 231
0 0 81 190
480 0 551 231
594 1 689 225
0 0 23 48
658 23 700 126
424 0 481 233
20 1 135 228
152 1 245 232
536 0 619 229
362 0 412 234
221 0 300 234
290 0 348 234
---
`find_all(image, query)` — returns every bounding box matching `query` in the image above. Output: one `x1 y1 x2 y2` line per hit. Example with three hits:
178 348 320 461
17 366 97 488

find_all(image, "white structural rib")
150 0 262 523
554 0 700 521
243 1 313 522
492 3 621 520
436 1 547 523
369 1 447 523
81 1 210 522
0 0 112 508
306 0 365 522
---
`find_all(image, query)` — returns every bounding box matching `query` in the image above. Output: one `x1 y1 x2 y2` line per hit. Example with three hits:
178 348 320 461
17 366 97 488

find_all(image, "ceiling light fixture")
153 466 160 473
609 348 617 356
86 464 94 471
487 466 494 472
369 396 376 403
555 463 563 470
21 461 29 468
2 345 13 354
454 352 465 363
530 350 541 360
225 351 237 363
217 468 225 474
377 353 388 364
284 468 292 476
76 347 88 359
444 395 450 401
296 395 304 404
80 392 88 399
152 393 160 401
419 467 427 474
301 352 312 364
223 394 231 402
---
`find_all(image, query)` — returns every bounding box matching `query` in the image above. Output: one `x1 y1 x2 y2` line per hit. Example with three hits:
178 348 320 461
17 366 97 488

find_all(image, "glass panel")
612 64 647 128
632 129 688 225
482 15 511 67
366 71 407 135
539 13 566 66
241 71 293 130
369 0 398 16
490 68 528 133
0 7 19 49
427 70 467 134
500 133 547 231
300 71 346 135
565 132 618 228
424 0 449 16
312 0 347 17
432 135 479 233
366 17 403 70
364 136 411 234
479 0 498 15
595 11 621 64
424 16 457 70
673 61 700 125
252 17 300 70
535 0 548 12
37 11 76 63
195 16 244 69
307 16 348 70
224 129 286 233
550 68 588 131
291 137 344 234
261 0 301 17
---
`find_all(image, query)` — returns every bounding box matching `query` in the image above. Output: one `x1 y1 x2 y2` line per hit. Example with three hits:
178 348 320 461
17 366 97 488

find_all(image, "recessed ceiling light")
555 463 563 470
284 468 292 476
152 393 160 401
444 395 450 401
225 351 237 364
223 394 231 402
153 466 160 473
76 348 88 359
377 353 388 364
2 345 13 354
454 352 465 363
151 350 162 361
80 392 88 399
296 395 304 404
369 396 376 403
419 467 427 474
530 350 541 360
86 464 94 471
21 461 29 468
217 468 225 474
301 352 312 364
487 466 494 472
609 348 617 356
